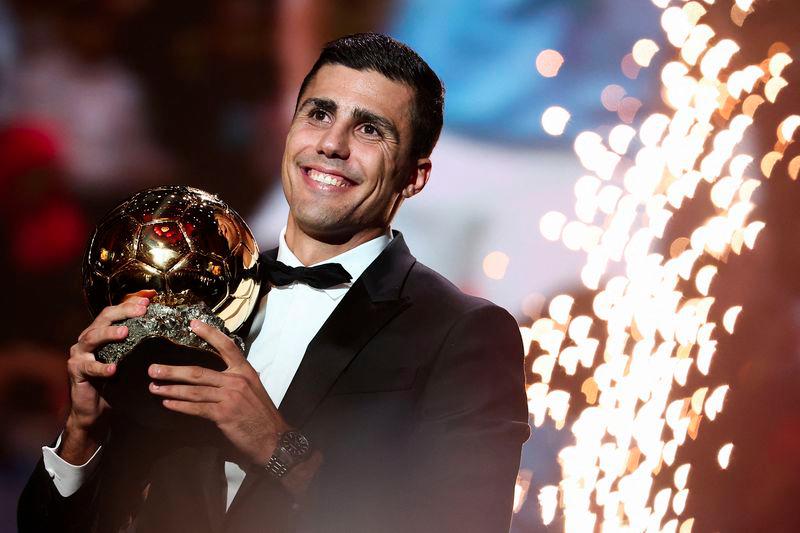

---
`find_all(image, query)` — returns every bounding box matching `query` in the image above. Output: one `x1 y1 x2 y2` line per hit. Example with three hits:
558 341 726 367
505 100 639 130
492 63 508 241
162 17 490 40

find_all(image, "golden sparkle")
717 443 734 469
526 1 796 530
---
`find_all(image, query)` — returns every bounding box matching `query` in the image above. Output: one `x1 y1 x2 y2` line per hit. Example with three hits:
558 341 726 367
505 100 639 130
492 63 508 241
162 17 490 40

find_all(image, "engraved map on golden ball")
83 186 261 334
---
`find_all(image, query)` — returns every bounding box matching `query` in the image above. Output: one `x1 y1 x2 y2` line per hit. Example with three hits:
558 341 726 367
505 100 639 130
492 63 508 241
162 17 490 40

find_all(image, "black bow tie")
262 256 352 289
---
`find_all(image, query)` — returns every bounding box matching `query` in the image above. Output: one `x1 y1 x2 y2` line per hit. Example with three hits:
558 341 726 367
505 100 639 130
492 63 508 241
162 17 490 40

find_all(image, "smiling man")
19 33 530 533
282 61 429 258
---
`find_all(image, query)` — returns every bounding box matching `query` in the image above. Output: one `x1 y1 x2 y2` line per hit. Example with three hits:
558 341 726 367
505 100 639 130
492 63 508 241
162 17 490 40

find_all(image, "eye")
308 108 330 122
360 123 381 137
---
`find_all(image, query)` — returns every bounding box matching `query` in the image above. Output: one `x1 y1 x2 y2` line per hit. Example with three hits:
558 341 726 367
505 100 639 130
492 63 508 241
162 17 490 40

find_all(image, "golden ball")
82 186 261 334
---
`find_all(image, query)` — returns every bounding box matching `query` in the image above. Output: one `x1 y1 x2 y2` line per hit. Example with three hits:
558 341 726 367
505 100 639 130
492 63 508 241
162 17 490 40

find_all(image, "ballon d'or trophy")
82 186 261 433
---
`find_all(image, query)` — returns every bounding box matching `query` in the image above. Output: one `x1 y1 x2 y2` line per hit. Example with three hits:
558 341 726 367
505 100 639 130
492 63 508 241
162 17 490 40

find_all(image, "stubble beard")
291 202 357 243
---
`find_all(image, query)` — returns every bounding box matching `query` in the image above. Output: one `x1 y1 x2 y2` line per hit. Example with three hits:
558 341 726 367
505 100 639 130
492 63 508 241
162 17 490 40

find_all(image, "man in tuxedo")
19 33 530 532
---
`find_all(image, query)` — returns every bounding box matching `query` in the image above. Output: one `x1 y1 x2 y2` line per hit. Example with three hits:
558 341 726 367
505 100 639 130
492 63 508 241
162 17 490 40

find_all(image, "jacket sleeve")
404 303 531 533
41 435 104 497
18 425 151 533
17 453 104 533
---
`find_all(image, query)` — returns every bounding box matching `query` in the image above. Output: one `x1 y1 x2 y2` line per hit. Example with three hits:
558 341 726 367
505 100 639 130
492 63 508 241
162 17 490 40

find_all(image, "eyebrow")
352 107 400 141
298 97 400 141
299 97 337 115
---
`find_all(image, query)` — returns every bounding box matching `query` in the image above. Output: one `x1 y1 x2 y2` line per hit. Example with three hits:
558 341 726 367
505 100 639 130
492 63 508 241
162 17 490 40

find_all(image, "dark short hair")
297 33 445 160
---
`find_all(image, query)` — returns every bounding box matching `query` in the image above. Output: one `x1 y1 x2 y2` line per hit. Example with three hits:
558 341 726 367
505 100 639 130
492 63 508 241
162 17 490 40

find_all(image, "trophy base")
95 302 245 437
101 336 227 435
96 302 243 364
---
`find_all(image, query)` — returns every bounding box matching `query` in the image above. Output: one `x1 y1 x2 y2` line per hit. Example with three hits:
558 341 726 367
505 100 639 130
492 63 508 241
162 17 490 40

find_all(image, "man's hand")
148 320 292 467
61 295 151 464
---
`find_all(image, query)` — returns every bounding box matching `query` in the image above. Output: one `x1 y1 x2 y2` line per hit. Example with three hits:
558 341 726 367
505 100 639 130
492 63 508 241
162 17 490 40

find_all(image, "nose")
316 123 350 160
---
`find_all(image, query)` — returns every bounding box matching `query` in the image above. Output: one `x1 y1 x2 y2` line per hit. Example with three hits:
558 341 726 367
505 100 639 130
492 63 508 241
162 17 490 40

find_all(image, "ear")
401 158 432 199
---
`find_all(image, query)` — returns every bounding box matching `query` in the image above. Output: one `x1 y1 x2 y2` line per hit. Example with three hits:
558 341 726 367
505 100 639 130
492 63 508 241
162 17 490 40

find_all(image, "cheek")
369 145 397 185
285 124 318 156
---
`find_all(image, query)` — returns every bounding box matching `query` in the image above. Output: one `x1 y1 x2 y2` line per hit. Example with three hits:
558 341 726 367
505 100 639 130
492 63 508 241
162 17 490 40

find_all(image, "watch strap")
265 454 289 478
264 430 311 479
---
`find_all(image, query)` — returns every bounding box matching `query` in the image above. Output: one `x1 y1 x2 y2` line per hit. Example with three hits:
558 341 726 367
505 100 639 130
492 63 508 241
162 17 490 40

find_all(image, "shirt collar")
275 227 393 300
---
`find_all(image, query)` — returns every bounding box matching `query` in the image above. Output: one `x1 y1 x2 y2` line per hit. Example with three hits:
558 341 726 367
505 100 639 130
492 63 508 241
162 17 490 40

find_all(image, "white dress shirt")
42 228 392 511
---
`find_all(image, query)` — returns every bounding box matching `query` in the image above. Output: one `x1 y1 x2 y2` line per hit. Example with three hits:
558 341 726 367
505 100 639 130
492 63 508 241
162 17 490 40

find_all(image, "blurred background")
0 0 798 531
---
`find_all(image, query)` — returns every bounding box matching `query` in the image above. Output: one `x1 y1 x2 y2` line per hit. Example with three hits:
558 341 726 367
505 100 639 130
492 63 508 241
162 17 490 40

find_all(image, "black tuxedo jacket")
19 233 530 532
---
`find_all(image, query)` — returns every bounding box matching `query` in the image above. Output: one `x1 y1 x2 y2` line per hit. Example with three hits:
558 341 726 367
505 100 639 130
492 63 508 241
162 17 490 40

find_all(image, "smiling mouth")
303 167 356 188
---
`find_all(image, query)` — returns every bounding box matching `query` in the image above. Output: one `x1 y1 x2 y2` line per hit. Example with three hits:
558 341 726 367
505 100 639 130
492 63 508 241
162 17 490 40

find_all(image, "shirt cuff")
41 432 103 497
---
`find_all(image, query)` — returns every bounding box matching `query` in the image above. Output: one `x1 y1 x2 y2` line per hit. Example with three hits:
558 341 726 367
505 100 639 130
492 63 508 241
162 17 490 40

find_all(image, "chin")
293 210 346 238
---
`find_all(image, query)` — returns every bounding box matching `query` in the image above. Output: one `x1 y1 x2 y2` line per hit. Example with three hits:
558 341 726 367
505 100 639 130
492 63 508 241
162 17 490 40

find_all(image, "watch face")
282 431 311 457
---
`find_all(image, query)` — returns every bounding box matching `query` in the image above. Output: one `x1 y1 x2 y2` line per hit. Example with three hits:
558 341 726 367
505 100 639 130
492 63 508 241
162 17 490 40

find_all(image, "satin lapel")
234 247 277 339
280 281 411 427
278 232 415 427
225 289 410 522
227 234 415 516
222 247 278 522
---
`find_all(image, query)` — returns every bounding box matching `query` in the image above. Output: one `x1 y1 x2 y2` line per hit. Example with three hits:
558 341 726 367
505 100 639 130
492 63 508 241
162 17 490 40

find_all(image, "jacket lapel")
278 232 415 427
226 233 415 521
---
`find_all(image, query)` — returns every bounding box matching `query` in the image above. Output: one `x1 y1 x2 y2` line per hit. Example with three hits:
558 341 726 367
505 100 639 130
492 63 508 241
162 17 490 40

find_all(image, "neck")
284 217 387 265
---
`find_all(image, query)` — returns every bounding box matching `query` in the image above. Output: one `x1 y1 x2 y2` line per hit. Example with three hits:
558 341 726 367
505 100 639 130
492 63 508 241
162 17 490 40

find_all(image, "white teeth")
308 169 348 188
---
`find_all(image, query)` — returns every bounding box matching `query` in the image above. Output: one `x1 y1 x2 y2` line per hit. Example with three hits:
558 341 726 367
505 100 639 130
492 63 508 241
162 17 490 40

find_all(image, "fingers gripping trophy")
81 186 261 433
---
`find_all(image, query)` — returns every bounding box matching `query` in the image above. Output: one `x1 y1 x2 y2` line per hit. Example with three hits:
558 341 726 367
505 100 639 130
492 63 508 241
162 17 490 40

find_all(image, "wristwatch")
265 430 312 479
